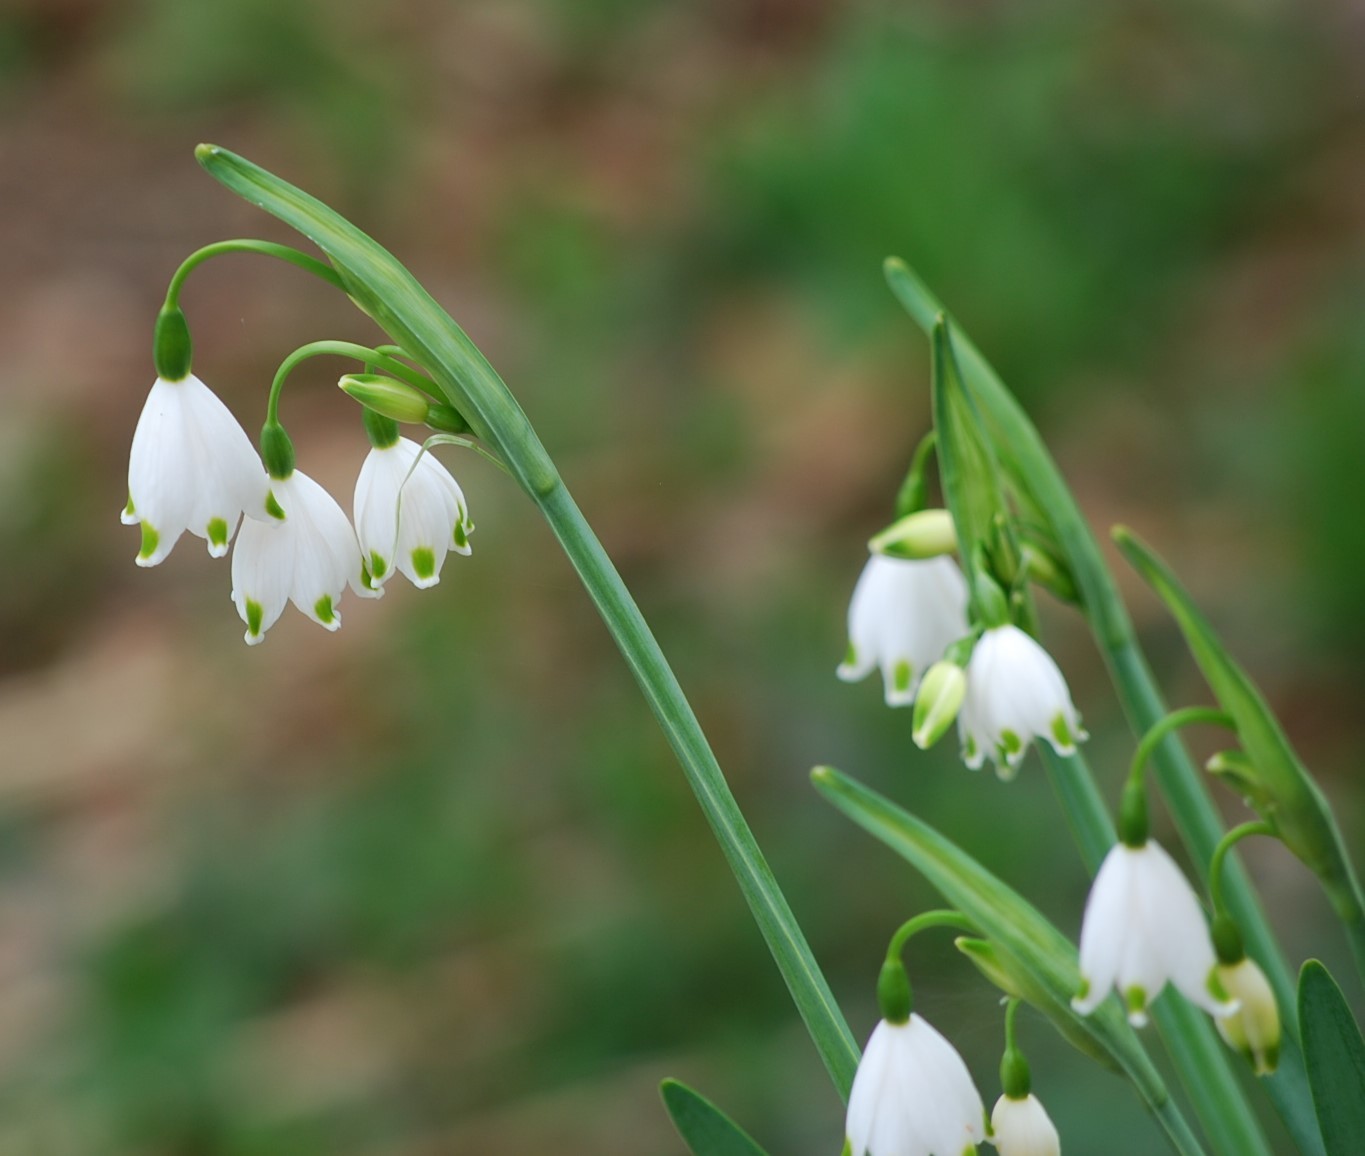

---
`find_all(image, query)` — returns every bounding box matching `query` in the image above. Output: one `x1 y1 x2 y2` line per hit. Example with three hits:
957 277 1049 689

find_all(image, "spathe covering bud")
869 508 957 560
1115 527 1365 940
340 373 432 424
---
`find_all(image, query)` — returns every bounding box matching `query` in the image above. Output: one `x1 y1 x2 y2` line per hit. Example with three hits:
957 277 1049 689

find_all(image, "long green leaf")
660 1080 771 1156
196 145 860 1094
884 255 1325 1156
1116 528 1365 980
1299 961 1365 1156
811 765 1208 1156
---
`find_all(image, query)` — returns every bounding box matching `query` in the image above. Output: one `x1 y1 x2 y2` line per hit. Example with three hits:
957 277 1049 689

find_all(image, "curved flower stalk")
837 553 970 706
231 467 378 644
957 624 1085 777
124 372 270 565
353 432 473 590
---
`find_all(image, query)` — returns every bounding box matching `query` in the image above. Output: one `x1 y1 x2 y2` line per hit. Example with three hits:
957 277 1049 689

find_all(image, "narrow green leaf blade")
660 1080 771 1156
1299 960 1365 1156
1115 527 1365 976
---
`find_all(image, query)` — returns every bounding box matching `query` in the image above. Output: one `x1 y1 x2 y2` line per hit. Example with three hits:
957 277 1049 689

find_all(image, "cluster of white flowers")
125 371 472 644
838 550 1085 775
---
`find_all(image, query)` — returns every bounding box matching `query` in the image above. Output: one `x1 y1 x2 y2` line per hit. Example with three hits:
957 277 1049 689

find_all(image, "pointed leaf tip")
660 1079 770 1156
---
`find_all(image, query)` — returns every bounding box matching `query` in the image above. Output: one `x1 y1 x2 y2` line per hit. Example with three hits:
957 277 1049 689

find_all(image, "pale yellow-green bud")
912 660 966 749
339 373 432 425
1213 957 1281 1075
868 508 957 560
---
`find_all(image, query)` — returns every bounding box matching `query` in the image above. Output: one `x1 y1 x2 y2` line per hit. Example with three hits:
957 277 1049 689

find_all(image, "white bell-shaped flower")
353 436 472 590
957 625 1085 776
230 470 379 645
124 374 270 565
991 1093 1060 1156
846 1016 985 1156
1213 956 1280 1076
1073 839 1237 1027
838 555 969 707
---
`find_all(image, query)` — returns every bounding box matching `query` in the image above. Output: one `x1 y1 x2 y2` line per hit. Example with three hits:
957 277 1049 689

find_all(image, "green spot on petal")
411 547 436 581
892 659 913 694
453 521 469 549
206 517 229 548
246 599 263 638
138 522 160 560
1075 977 1090 1001
1207 968 1231 1004
314 594 335 624
964 736 978 759
1126 986 1148 1018
265 490 286 520
124 495 136 517
1000 728 1023 755
369 551 388 579
1051 714 1075 747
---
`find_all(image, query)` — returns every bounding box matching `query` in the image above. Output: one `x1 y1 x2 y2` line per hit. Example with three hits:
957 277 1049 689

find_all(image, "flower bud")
912 660 966 749
1213 957 1280 1075
868 508 957 560
339 373 431 424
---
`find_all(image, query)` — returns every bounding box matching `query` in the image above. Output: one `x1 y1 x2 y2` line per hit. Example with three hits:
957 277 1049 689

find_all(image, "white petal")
992 1094 1060 1156
231 516 292 645
1074 843 1135 1016
900 1015 985 1154
277 471 361 628
838 554 969 706
127 374 269 564
1134 840 1232 1018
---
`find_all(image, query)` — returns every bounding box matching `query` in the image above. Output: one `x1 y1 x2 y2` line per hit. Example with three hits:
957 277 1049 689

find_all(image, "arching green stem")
887 909 978 960
1210 822 1275 918
266 339 445 427
164 239 345 306
1130 708 1235 791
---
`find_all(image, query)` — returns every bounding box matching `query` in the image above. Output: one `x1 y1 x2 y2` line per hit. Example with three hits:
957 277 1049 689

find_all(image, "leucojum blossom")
125 282 475 644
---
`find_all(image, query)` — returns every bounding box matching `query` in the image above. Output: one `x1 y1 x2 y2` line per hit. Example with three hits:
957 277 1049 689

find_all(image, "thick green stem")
534 481 861 1094
887 259 1324 1156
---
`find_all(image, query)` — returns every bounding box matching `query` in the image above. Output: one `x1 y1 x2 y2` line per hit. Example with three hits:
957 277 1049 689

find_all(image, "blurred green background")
0 0 1362 1152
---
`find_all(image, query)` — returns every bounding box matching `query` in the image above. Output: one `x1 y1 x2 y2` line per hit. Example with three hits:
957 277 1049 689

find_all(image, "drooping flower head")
124 373 270 565
1211 942 1280 1076
231 468 379 645
1073 838 1237 1027
838 554 969 707
353 434 473 590
846 1015 986 1156
957 625 1085 777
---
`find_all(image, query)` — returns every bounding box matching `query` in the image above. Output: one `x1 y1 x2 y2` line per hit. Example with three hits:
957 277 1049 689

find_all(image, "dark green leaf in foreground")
1299 960 1365 1156
660 1079 771 1156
